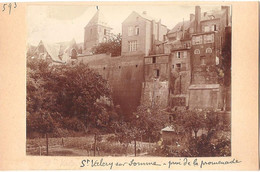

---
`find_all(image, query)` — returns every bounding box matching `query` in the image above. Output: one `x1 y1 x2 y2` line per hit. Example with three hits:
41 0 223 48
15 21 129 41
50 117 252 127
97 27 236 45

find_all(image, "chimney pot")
143 11 147 15
190 14 195 21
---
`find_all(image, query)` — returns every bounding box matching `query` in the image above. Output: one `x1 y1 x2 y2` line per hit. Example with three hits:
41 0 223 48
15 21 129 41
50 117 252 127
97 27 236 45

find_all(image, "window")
194 49 200 54
212 24 217 31
128 27 134 36
177 52 181 58
135 26 139 35
152 57 156 63
172 65 174 69
183 43 186 48
128 40 137 52
154 69 160 78
201 58 206 65
192 36 202 45
206 47 212 53
176 63 181 70
104 29 107 35
204 26 210 32
204 34 214 44
183 51 187 58
187 42 191 48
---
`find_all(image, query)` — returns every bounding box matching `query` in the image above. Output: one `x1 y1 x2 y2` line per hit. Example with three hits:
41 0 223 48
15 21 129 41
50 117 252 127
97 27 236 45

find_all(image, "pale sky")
27 5 224 46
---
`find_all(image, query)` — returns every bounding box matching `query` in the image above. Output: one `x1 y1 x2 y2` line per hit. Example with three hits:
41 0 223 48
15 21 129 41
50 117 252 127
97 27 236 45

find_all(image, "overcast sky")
27 5 224 46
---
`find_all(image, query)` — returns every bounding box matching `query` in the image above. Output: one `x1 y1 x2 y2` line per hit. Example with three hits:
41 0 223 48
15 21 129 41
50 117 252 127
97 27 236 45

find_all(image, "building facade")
166 5 231 110
121 11 168 56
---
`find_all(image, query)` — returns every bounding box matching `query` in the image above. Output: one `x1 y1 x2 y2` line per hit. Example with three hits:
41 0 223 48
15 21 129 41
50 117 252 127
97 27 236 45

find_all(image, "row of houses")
27 5 231 112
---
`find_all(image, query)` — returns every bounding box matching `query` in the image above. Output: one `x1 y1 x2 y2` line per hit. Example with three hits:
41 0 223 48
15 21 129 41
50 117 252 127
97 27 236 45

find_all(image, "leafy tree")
167 108 230 157
26 57 115 138
133 104 169 142
91 33 122 57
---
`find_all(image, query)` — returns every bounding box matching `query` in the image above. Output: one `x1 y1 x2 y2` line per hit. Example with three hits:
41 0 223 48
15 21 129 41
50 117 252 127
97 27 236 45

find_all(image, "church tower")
84 9 112 53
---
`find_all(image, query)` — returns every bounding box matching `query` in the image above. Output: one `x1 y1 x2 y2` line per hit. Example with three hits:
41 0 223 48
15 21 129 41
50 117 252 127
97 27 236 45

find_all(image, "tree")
26 57 115 138
133 104 169 142
91 33 122 57
167 108 230 157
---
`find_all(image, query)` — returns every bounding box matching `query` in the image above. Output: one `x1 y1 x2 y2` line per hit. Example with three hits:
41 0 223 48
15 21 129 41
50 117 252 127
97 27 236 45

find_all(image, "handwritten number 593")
2 2 17 14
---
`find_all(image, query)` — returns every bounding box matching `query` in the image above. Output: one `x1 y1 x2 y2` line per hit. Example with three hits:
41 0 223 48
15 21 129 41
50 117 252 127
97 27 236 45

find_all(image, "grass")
26 135 155 156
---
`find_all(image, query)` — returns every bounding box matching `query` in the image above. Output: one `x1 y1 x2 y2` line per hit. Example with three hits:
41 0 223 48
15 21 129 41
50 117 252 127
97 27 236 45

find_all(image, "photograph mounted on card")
0 1 258 170
26 4 231 158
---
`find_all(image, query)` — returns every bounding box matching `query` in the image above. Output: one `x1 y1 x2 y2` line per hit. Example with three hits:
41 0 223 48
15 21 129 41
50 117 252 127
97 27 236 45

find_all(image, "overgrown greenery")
26 57 119 138
27 57 230 157
151 108 231 157
91 33 122 57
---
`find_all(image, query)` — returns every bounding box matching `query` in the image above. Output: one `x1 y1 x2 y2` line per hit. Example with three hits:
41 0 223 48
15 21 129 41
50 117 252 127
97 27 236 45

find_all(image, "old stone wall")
141 81 169 108
188 84 224 110
79 54 144 116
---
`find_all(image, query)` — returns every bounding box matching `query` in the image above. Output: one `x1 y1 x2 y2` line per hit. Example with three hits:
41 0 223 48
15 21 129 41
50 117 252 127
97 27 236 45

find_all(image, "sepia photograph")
26 4 232 157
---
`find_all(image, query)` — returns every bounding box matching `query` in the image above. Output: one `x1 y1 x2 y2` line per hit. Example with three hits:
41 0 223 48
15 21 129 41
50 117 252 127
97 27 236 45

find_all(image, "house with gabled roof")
121 11 168 56
32 39 78 64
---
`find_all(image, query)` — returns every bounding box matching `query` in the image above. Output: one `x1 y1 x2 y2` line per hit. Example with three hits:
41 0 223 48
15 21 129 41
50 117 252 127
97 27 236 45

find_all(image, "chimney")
195 6 201 33
182 18 185 39
190 14 195 21
151 20 156 52
221 6 231 26
142 11 147 15
157 19 161 41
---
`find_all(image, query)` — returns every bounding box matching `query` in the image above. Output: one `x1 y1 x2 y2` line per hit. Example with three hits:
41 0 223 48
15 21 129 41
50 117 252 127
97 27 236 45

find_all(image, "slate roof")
201 9 226 21
124 11 167 27
85 10 112 28
168 20 193 34
169 9 226 34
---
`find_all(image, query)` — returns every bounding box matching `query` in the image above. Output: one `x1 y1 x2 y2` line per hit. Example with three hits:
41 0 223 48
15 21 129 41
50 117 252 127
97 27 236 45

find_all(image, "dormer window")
104 29 107 35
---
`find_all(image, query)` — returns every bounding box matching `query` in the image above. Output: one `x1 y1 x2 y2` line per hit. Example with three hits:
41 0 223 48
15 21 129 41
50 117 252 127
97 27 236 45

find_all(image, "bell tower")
84 9 112 53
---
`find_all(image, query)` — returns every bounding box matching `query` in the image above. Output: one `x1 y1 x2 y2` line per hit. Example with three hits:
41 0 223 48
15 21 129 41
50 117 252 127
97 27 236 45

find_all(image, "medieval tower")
83 9 112 53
